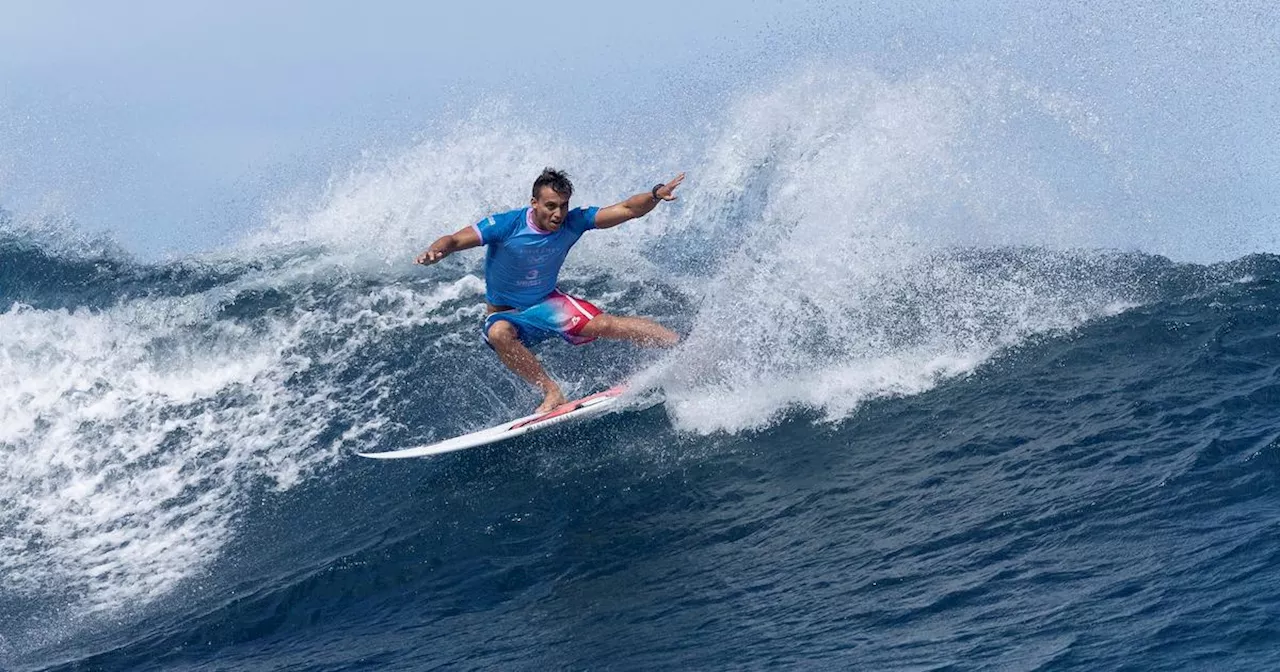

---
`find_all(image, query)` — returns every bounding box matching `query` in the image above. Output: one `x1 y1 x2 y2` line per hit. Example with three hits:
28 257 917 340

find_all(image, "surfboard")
356 385 628 459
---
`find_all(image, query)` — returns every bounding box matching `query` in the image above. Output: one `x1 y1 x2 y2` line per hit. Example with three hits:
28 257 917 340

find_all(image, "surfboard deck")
356 385 628 459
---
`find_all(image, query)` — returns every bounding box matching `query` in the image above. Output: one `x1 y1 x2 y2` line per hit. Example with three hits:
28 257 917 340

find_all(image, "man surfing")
416 169 684 412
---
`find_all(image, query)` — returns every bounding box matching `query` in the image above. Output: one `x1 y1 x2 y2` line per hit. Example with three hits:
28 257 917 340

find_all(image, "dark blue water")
4 223 1279 670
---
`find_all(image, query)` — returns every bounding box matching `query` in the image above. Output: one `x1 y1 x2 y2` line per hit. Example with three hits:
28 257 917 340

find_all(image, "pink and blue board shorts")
483 289 602 348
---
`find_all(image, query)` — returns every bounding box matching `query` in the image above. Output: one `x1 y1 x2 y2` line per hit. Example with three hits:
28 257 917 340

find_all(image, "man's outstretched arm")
416 226 482 265
594 173 685 230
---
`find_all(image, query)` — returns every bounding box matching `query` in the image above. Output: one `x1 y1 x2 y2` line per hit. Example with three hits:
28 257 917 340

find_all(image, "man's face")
530 186 569 232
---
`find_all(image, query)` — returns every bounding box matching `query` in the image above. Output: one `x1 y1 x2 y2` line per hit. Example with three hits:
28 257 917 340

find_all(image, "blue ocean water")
3 64 1279 670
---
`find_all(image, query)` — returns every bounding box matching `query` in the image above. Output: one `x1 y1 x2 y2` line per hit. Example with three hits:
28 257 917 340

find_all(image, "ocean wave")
4 59 1279 668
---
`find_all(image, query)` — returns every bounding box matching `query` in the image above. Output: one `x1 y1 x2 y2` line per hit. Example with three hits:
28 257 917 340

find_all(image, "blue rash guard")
471 206 599 309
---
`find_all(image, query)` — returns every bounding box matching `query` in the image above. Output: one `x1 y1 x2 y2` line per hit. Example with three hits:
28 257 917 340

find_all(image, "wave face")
3 66 1280 670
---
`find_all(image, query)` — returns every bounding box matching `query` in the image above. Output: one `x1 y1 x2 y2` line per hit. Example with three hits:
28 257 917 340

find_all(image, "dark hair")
532 168 573 200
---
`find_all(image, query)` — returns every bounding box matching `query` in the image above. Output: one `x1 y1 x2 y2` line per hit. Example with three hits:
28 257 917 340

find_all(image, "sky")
1 1 1277 259
0 0 812 255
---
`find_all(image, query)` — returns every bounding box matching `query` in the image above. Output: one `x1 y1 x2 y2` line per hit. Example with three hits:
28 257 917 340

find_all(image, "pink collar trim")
525 207 554 235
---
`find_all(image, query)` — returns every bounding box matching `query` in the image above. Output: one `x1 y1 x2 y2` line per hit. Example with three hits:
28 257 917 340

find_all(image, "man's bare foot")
535 389 568 414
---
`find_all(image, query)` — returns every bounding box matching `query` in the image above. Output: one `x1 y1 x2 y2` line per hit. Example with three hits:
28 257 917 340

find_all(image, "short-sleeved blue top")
471 206 599 308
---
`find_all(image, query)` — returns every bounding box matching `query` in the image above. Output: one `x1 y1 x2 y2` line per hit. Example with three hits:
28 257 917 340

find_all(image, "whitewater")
3 63 1280 670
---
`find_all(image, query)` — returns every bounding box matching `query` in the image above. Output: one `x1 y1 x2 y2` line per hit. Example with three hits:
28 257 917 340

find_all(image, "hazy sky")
2 1 1276 258
1 0 819 254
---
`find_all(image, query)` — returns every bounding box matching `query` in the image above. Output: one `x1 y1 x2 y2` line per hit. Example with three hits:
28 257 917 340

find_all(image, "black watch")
651 184 664 201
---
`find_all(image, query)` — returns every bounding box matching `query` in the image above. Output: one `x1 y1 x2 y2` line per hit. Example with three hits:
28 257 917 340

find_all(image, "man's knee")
487 319 519 344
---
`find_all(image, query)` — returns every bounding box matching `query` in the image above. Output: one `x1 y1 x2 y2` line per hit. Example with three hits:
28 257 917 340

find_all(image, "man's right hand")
416 227 481 266
416 246 447 265
416 237 453 265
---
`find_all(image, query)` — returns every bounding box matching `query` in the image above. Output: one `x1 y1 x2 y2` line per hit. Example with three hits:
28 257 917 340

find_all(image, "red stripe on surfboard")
509 385 627 431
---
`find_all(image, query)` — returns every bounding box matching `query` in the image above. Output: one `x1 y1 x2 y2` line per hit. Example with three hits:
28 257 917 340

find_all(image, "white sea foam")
0 272 484 621
643 67 1144 432
241 111 585 268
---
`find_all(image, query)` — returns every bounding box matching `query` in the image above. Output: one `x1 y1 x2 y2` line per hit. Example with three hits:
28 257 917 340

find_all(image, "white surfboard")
356 385 628 459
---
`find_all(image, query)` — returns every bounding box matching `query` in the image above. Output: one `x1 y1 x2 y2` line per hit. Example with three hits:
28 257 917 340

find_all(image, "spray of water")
0 63 1160 636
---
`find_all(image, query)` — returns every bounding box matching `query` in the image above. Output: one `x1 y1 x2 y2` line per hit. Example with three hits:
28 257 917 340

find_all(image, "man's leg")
577 313 679 346
487 320 568 412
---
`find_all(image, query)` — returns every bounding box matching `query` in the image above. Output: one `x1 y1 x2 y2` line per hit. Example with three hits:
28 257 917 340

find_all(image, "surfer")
416 169 684 412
